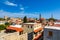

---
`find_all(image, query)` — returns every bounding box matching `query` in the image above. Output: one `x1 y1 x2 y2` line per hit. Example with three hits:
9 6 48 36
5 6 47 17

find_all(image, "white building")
23 23 43 40
44 23 60 40
0 21 6 25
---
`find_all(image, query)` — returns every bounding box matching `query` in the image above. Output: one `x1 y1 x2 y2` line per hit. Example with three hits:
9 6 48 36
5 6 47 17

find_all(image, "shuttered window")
48 31 53 36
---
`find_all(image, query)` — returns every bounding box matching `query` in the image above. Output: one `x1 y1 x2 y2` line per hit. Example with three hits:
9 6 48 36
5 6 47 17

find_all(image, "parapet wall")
0 32 28 40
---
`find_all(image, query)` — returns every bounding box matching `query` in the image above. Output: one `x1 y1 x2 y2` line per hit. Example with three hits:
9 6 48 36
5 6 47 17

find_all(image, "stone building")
44 22 60 40
0 23 43 40
23 23 43 40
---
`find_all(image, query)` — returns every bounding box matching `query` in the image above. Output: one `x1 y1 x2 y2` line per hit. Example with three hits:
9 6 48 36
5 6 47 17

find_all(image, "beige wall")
34 23 42 30
19 33 28 40
23 24 34 33
0 32 28 40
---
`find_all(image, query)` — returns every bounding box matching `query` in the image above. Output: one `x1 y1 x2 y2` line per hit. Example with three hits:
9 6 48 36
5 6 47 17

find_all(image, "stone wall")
0 32 28 40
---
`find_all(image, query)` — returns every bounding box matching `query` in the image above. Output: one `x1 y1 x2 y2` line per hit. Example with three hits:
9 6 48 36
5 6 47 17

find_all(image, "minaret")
39 14 41 19
51 14 53 18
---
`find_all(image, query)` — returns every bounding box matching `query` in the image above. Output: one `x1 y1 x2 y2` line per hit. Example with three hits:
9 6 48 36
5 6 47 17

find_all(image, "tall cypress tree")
39 14 42 23
23 16 27 23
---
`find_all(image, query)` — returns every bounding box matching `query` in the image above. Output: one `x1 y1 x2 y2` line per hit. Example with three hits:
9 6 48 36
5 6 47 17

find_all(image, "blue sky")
0 0 60 19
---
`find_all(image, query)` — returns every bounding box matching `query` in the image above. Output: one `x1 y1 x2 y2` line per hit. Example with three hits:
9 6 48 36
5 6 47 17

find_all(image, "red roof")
39 18 45 20
34 34 42 40
54 24 60 27
7 27 23 32
34 27 43 33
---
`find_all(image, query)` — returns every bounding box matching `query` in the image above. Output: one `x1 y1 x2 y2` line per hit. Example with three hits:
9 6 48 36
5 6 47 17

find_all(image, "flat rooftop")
45 24 60 30
10 25 22 28
45 26 60 30
45 22 60 30
23 23 36 24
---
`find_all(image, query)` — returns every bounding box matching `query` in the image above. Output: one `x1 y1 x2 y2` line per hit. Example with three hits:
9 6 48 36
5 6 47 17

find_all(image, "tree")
5 22 10 26
23 16 27 23
36 18 38 20
0 25 6 30
0 18 5 21
48 18 56 22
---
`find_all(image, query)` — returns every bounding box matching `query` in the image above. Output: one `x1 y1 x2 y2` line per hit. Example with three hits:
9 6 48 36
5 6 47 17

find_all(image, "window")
19 32 21 35
31 25 32 28
48 31 53 37
28 25 29 28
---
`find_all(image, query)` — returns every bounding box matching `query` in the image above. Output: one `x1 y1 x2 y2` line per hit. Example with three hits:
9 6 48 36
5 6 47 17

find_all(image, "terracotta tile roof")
34 27 43 33
7 27 23 32
39 18 45 20
34 34 42 40
54 24 60 27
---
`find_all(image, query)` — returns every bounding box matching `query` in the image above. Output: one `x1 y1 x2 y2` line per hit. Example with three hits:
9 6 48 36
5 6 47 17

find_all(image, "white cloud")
4 1 17 6
20 7 24 10
19 4 28 11
19 4 25 10
0 10 39 18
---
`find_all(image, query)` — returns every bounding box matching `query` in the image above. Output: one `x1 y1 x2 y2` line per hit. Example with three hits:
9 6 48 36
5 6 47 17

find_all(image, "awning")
34 27 43 33
7 27 23 32
34 34 42 40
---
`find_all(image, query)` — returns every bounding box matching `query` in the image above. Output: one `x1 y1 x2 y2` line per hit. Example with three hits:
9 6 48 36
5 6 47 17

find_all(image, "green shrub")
0 25 6 30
